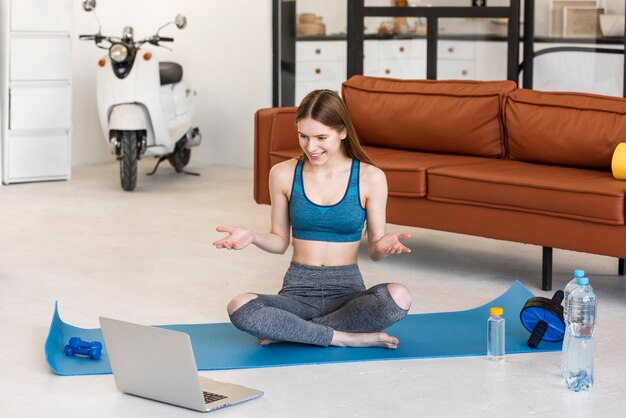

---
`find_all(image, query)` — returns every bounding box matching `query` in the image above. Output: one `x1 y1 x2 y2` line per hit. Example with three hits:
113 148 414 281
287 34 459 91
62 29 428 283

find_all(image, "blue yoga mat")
45 280 562 376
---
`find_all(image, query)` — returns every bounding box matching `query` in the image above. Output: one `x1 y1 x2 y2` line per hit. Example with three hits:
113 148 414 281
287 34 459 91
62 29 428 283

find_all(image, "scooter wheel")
168 146 191 172
120 132 138 191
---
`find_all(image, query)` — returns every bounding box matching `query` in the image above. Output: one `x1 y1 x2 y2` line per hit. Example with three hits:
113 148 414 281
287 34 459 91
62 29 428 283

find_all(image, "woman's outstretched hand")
213 226 255 250
373 233 412 258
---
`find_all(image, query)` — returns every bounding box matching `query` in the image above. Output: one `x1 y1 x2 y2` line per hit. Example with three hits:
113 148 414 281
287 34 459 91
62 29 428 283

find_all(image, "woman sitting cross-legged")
213 89 412 349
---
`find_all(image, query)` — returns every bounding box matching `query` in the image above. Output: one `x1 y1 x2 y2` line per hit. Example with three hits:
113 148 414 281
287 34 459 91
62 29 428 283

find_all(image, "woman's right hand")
213 226 256 250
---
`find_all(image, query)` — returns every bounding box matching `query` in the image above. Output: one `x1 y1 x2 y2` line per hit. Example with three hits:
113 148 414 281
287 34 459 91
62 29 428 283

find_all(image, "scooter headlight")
109 43 129 63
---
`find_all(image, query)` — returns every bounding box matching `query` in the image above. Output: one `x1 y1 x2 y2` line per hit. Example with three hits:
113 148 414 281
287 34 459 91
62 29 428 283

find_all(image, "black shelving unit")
273 1 521 106
273 0 296 107
347 0 521 82
274 0 626 105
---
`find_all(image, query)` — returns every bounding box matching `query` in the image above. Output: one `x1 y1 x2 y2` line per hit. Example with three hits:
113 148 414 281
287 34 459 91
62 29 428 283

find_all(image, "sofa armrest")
254 107 298 204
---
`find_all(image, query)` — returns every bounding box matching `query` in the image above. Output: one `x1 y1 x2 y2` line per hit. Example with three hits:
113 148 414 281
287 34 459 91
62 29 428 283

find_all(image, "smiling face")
297 117 347 166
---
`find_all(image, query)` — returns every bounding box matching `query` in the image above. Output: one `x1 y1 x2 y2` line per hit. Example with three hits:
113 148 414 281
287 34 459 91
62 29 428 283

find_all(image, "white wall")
72 0 272 168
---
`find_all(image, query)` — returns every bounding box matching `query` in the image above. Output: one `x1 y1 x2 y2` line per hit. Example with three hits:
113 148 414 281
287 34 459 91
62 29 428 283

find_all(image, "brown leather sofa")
254 75 626 290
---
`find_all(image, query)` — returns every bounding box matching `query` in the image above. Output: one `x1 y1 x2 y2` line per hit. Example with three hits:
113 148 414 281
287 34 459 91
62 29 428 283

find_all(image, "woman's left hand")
374 233 412 256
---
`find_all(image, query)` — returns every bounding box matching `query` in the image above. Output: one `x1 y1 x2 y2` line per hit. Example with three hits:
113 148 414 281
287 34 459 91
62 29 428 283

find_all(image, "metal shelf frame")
347 0 521 82
273 0 626 105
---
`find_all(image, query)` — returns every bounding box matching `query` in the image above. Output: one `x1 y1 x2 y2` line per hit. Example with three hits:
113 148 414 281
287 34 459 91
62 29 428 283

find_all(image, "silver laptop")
99 317 263 412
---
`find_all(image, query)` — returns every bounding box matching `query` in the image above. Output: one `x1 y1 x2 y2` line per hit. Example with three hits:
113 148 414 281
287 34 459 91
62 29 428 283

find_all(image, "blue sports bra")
289 159 366 243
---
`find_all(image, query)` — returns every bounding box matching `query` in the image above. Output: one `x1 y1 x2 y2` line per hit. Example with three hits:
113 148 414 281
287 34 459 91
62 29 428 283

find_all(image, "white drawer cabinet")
296 39 430 104
10 35 71 81
296 61 346 82
6 132 69 181
378 58 426 79
438 60 475 80
295 41 346 105
1 0 72 184
10 0 72 32
363 40 378 75
377 39 424 60
10 84 71 130
438 40 476 80
296 41 345 62
374 39 426 79
294 39 518 106
438 40 476 61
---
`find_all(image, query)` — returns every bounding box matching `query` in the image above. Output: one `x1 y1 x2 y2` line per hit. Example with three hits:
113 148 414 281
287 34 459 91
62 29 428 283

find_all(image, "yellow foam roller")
612 143 626 180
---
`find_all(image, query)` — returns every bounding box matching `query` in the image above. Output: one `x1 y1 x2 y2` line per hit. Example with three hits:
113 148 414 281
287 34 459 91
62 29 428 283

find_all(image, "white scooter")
80 0 202 191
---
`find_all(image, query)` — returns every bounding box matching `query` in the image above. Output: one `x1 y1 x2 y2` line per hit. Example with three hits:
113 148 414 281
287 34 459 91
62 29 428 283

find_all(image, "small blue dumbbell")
64 337 102 360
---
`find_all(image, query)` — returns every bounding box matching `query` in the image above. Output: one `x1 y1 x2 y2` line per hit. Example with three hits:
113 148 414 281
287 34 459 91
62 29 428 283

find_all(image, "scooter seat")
159 62 183 85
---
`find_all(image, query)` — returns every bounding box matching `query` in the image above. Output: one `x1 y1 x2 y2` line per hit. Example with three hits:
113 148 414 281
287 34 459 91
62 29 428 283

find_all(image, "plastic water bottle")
487 307 505 361
563 269 585 322
561 269 585 377
563 277 596 392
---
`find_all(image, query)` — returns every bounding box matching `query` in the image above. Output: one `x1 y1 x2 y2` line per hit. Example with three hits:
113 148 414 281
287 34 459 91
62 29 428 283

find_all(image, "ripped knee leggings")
228 262 408 347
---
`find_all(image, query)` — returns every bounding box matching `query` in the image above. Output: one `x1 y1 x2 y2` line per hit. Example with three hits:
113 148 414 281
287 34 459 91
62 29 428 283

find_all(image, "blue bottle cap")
577 277 589 285
574 269 585 278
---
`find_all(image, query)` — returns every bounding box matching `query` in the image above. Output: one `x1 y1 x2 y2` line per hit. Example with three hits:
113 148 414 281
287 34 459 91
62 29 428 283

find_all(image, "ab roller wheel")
520 290 565 348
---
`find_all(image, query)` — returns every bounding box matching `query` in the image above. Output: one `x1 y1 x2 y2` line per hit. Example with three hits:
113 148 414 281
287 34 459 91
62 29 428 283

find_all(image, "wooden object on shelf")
563 6 604 38
393 0 409 35
549 0 598 37
299 13 316 24
297 13 326 36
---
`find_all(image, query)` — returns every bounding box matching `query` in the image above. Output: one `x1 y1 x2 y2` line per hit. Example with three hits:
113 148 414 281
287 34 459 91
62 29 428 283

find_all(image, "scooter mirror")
82 0 96 12
175 14 187 29
123 26 134 41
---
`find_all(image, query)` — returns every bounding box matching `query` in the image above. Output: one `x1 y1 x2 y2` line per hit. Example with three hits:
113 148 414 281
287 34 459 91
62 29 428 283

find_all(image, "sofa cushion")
427 160 626 225
271 146 491 198
505 89 626 170
363 146 494 197
342 76 516 158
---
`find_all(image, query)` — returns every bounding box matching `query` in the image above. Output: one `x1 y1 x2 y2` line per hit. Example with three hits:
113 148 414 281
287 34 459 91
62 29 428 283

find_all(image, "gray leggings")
229 262 408 347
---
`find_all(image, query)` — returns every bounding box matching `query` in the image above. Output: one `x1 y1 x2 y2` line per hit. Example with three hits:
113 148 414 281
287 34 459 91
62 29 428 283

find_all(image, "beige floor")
1 161 625 417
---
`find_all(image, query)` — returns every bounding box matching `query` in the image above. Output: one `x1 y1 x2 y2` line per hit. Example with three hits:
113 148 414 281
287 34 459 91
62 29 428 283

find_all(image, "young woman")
213 90 412 349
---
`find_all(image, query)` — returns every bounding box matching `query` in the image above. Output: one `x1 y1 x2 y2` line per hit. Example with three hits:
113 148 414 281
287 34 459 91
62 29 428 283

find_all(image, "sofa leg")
619 258 625 276
542 247 553 291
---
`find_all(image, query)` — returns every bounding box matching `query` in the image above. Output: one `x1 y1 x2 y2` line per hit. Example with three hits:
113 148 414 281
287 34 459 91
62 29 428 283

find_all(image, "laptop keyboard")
203 391 228 404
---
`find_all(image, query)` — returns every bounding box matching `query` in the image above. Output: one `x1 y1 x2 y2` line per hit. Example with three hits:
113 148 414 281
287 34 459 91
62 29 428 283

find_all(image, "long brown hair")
296 89 374 166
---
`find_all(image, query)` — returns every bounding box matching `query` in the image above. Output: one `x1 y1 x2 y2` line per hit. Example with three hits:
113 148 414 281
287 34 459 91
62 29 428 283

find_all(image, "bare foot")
258 338 280 345
330 331 399 349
